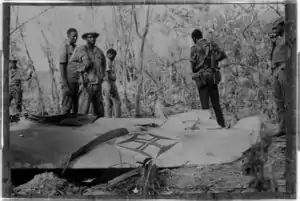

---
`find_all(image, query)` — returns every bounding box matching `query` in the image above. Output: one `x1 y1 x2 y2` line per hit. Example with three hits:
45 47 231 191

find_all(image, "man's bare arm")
59 44 69 86
212 42 227 62
216 50 227 62
190 46 197 73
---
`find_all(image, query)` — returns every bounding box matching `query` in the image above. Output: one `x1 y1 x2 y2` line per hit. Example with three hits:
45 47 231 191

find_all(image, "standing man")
102 48 121 118
69 31 106 116
190 29 227 128
59 28 79 114
269 17 295 137
9 58 33 113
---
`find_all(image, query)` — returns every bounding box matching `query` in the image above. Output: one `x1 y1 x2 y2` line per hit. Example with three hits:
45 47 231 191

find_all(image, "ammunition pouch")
193 67 221 88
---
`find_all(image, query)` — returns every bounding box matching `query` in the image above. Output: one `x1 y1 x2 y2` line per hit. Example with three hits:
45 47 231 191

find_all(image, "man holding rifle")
68 31 106 116
190 28 227 128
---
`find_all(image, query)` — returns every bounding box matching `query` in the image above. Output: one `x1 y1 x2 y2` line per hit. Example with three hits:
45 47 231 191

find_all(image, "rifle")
209 29 217 85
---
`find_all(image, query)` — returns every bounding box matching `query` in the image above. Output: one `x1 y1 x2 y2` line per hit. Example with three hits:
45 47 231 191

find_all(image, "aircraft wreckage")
10 110 262 169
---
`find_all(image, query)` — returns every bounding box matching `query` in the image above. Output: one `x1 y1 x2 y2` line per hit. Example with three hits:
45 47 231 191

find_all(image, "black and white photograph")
2 0 297 199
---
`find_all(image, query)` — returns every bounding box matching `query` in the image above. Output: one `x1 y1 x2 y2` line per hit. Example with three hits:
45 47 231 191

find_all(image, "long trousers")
78 83 104 116
196 82 226 128
273 62 286 133
61 82 80 114
102 80 121 118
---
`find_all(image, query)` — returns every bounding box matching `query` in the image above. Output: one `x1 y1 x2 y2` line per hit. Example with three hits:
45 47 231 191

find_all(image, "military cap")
82 32 100 40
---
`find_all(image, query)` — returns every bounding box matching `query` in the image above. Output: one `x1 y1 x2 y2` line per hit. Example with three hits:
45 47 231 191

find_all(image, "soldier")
102 48 121 118
269 17 295 137
190 29 227 128
69 31 106 116
9 58 33 113
59 28 79 114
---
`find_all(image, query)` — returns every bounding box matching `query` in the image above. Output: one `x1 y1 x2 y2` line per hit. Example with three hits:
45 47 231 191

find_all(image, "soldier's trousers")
78 83 104 116
102 80 121 118
196 80 225 128
61 82 80 115
9 84 23 113
273 62 287 133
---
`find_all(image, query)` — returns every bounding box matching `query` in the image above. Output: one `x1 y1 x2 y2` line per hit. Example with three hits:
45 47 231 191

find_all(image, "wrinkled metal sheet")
10 111 260 169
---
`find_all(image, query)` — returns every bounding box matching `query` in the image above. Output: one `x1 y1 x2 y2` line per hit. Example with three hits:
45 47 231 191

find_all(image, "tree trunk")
134 5 151 117
284 3 296 196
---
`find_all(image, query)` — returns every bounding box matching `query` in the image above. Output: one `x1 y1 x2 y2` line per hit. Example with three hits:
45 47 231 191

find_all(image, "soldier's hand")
83 61 93 71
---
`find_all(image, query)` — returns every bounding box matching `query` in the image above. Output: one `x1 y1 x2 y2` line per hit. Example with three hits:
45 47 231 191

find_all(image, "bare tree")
13 7 46 115
133 5 151 117
40 29 61 113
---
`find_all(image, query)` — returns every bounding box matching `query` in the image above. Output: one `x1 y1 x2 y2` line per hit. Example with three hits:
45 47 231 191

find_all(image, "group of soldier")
189 16 292 137
58 28 121 118
9 16 293 137
9 28 121 118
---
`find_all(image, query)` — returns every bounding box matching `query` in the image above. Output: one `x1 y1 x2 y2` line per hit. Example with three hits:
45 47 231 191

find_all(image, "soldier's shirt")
59 42 77 82
59 42 77 64
272 33 292 66
190 39 223 74
272 35 289 65
68 45 106 84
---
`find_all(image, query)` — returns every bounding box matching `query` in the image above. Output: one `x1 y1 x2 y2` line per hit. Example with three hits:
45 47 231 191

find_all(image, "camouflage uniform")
9 61 32 113
102 60 121 118
70 44 106 116
190 38 226 128
59 42 78 114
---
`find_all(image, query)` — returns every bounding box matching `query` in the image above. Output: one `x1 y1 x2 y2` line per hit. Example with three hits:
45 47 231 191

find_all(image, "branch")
241 16 260 67
133 5 142 39
267 5 282 16
10 6 54 35
143 5 151 38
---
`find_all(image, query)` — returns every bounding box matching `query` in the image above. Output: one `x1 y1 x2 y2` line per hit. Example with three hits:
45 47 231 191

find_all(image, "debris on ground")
13 135 285 197
13 172 86 196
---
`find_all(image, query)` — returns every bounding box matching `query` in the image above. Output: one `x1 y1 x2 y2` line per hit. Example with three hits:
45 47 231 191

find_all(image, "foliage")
9 4 283 120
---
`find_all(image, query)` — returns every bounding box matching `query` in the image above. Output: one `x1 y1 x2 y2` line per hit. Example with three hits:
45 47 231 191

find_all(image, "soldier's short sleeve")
59 44 67 64
68 46 82 63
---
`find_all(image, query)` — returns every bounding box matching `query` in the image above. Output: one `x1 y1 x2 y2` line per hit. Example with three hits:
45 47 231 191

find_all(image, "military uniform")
9 60 32 113
270 17 295 135
59 42 78 114
272 35 287 134
70 44 106 116
190 38 226 128
102 60 121 118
